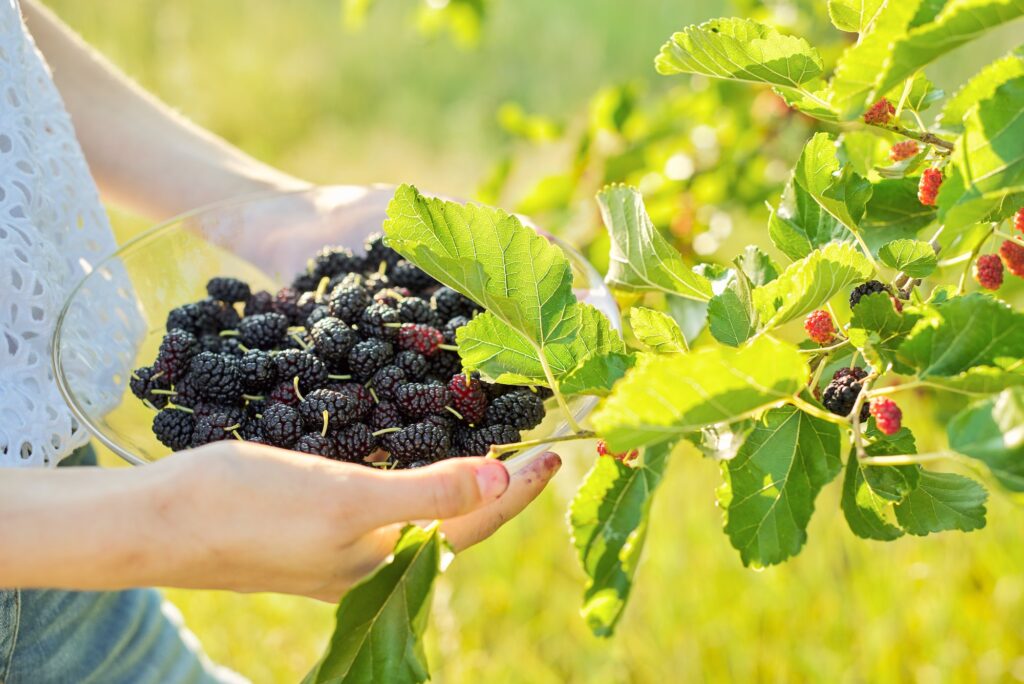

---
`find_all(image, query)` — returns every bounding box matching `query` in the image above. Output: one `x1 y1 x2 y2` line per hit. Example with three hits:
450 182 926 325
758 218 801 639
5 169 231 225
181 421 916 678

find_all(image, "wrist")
130 450 210 588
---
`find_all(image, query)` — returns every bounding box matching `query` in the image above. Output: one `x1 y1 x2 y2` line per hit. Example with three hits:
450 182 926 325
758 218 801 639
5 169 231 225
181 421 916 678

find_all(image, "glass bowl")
52 185 621 470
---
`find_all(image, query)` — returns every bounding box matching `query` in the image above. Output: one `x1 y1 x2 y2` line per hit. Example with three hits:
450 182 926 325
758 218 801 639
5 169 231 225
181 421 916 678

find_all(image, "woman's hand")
0 442 560 599
68 442 559 601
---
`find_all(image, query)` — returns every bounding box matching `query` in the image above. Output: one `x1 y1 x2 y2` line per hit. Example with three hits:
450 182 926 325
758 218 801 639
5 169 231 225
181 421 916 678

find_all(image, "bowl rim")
52 184 620 467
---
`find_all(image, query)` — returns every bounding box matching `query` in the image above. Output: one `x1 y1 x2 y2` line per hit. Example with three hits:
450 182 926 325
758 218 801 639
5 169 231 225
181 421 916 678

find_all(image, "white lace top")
0 0 123 467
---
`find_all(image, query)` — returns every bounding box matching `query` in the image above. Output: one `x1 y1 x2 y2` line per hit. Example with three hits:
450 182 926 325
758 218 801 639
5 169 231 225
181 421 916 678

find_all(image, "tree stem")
871 122 955 152
536 348 582 433
487 430 596 457
994 229 1024 246
860 451 955 466
957 226 994 295
789 396 848 427
850 371 880 460
798 339 850 354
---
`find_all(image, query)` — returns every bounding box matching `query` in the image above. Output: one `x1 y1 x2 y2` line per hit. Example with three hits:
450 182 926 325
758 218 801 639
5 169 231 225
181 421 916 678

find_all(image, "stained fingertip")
537 451 561 474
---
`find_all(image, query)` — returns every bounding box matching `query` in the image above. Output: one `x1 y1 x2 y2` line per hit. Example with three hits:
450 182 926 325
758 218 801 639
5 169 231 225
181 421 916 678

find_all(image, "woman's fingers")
350 457 510 529
442 452 561 552
347 452 561 583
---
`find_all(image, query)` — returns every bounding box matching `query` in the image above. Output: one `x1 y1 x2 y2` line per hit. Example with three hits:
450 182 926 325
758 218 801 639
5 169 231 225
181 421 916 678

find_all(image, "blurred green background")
42 0 1024 682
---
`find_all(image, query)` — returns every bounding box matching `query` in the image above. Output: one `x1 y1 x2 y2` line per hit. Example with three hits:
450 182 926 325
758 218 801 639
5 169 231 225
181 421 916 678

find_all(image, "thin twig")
860 451 955 466
957 226 995 295
487 430 596 457
851 372 879 460
868 122 955 152
789 396 849 427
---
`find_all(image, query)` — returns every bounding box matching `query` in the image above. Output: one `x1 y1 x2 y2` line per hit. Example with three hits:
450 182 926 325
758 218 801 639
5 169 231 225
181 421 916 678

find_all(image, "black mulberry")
238 312 288 350
822 367 871 421
187 352 243 404
849 280 890 309
207 277 251 303
395 382 451 419
484 391 545 431
384 422 449 463
152 409 195 450
347 339 393 381
260 403 304 448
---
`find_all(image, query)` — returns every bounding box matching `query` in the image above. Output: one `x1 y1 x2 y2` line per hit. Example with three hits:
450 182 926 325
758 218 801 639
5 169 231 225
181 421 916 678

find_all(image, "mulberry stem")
867 122 955 153
860 451 955 466
789 396 849 427
487 430 596 457
957 226 995 295
537 350 581 434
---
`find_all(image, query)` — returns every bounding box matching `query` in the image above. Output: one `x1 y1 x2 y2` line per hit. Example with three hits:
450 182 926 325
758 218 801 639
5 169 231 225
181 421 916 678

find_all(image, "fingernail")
475 461 510 499
537 452 562 475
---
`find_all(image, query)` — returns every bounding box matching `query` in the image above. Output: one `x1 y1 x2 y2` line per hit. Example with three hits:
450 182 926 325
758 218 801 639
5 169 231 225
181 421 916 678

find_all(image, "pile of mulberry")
135 231 547 467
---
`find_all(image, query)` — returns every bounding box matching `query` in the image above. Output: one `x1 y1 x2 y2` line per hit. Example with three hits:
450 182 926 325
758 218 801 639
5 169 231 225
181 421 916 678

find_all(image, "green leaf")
938 46 1024 132
898 293 1024 378
385 184 571 347
893 470 988 535
828 0 922 118
719 406 841 567
775 83 840 122
872 0 1024 108
796 133 873 233
655 18 824 89
841 454 905 541
925 365 1024 394
736 245 780 286
593 337 808 452
910 0 950 26
891 72 944 113
938 75 1024 229
878 239 938 277
847 292 921 373
305 524 445 684
707 289 757 347
828 0 886 32
949 387 1024 491
769 135 859 260
569 441 672 637
384 185 624 388
597 185 713 301
629 306 688 354
860 179 937 249
752 242 875 329
456 303 625 385
560 350 636 397
860 422 921 491
842 424 921 541
707 268 757 347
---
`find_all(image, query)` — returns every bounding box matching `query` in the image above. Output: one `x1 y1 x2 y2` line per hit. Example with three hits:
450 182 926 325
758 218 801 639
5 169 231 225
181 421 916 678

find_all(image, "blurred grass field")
42 1 1024 682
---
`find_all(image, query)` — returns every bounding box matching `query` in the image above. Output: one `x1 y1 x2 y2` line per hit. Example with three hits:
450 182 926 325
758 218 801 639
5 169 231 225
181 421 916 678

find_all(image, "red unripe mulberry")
596 440 638 463
890 141 919 162
864 98 896 125
999 239 1024 278
918 168 943 206
974 254 1003 290
869 398 902 436
804 309 837 345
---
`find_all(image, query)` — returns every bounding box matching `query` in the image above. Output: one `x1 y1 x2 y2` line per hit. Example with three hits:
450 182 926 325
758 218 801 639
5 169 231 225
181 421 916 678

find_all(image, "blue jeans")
0 447 246 684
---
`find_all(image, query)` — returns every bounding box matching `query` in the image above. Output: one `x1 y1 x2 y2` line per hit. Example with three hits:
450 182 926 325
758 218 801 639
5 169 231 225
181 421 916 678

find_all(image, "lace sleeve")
0 0 139 467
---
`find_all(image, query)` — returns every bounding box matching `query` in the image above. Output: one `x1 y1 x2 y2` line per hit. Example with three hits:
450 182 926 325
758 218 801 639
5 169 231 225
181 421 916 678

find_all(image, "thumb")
358 457 510 526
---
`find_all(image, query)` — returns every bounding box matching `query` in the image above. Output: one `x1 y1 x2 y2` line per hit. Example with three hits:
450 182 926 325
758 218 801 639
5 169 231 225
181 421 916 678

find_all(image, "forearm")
22 0 309 221
0 462 176 590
